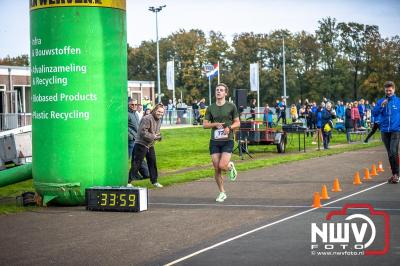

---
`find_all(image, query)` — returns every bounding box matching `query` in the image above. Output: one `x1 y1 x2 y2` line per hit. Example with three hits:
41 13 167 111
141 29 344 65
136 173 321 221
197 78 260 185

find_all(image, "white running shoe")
228 162 237 181
216 192 227 202
153 182 164 188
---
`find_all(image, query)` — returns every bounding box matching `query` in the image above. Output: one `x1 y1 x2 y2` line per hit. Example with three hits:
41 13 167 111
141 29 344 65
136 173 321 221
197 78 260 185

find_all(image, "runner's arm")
230 117 240 130
203 120 224 129
224 117 240 134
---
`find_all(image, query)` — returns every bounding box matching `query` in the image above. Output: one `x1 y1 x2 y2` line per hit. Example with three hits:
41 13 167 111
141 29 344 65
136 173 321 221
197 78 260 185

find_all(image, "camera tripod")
233 129 253 160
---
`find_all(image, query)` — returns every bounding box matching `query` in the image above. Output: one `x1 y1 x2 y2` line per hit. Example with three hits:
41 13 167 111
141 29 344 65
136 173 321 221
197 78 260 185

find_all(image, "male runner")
203 83 240 202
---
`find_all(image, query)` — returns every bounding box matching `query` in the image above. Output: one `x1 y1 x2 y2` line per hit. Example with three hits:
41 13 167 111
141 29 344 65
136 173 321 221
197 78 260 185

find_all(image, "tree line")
128 17 400 105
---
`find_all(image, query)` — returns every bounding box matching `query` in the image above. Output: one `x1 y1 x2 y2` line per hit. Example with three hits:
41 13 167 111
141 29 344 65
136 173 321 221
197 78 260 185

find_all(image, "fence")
0 113 32 131
0 108 281 130
161 107 285 127
162 109 197 126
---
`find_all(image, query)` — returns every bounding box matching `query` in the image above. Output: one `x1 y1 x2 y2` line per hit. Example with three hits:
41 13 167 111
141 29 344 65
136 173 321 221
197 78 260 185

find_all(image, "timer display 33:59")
98 192 136 207
86 187 147 212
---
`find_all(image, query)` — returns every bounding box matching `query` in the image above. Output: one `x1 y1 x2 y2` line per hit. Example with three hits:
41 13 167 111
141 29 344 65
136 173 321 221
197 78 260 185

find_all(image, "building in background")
0 65 31 114
127 80 155 105
0 65 31 130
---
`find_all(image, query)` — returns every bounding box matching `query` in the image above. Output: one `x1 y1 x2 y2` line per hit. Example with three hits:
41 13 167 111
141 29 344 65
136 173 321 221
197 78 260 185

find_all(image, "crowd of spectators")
261 96 377 148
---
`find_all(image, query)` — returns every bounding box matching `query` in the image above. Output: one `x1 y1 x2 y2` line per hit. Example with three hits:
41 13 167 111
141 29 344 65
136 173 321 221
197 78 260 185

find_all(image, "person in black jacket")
274 99 281 125
281 98 287 124
247 98 256 121
305 105 314 137
192 99 200 125
344 102 353 143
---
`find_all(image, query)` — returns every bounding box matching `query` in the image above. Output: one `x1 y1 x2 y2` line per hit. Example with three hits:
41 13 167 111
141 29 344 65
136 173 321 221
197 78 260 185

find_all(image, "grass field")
137 127 381 187
0 126 382 214
157 126 356 170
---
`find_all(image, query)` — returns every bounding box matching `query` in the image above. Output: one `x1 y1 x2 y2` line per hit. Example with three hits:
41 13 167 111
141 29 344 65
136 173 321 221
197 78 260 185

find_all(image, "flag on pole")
250 63 259 92
166 60 174 91
206 63 219 80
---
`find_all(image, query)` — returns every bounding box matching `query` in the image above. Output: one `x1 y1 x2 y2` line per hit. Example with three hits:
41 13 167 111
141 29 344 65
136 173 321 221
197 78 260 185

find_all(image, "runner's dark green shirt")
205 102 239 140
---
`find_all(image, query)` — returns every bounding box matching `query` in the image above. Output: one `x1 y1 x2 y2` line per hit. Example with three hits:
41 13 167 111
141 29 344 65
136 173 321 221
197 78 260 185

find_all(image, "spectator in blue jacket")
358 99 366 127
373 81 400 184
335 100 345 120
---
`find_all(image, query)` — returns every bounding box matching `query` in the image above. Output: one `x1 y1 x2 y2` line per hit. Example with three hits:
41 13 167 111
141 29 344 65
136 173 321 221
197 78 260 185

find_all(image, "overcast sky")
0 0 399 58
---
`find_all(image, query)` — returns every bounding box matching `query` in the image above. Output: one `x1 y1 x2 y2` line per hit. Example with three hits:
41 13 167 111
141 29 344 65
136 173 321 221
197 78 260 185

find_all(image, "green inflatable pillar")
30 0 127 205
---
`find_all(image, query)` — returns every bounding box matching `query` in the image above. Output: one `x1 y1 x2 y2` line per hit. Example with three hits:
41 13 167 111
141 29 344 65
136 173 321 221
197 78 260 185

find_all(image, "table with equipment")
282 123 319 152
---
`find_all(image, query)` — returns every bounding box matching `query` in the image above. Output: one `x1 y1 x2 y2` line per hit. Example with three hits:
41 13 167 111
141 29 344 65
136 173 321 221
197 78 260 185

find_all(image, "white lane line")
150 203 312 208
150 202 400 212
164 181 387 266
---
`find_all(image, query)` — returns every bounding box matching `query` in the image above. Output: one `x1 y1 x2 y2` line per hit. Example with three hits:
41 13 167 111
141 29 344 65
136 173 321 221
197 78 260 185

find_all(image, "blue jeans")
346 128 351 143
167 110 173 124
128 140 135 160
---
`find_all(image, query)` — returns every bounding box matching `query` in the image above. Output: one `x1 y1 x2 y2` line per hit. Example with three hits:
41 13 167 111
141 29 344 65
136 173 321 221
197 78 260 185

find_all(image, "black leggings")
365 123 379 142
129 144 158 184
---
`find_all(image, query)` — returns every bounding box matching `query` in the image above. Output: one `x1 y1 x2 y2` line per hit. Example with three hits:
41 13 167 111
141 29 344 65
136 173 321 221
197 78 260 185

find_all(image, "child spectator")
351 101 361 131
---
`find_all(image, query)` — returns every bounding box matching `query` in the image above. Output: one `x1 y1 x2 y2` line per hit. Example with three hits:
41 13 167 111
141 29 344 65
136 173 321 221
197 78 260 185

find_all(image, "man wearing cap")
373 81 400 184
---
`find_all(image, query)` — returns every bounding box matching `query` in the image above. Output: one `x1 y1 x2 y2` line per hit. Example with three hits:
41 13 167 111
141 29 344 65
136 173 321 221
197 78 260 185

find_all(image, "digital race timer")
85 187 148 212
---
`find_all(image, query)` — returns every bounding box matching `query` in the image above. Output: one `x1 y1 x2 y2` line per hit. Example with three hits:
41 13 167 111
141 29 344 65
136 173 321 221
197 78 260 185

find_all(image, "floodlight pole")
149 5 166 104
282 37 287 99
208 76 211 105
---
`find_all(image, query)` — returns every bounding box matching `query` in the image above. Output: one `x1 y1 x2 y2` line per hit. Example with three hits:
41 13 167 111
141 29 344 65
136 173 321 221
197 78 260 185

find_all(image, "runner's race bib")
214 128 228 140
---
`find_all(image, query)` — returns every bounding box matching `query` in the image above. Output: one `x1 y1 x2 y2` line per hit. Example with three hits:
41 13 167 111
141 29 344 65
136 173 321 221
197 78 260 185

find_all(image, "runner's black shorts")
209 140 234 155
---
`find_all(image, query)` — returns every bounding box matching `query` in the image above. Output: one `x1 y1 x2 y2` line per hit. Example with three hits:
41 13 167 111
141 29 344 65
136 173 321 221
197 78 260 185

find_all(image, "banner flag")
166 60 174 91
250 63 259 92
206 63 219 80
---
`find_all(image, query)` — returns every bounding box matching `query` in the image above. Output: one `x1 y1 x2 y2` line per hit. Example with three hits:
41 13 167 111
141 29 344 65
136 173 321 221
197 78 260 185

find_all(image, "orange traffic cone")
377 161 384 172
332 178 342 192
363 168 372 180
312 192 322 208
353 171 362 185
371 164 378 176
320 185 330 200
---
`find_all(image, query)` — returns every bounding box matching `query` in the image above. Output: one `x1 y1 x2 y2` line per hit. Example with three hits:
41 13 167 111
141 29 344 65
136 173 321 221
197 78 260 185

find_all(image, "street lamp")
149 5 166 104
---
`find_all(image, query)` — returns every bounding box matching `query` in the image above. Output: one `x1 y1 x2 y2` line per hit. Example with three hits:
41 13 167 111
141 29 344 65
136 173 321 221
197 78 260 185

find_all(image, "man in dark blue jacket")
373 81 400 184
321 102 336 149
